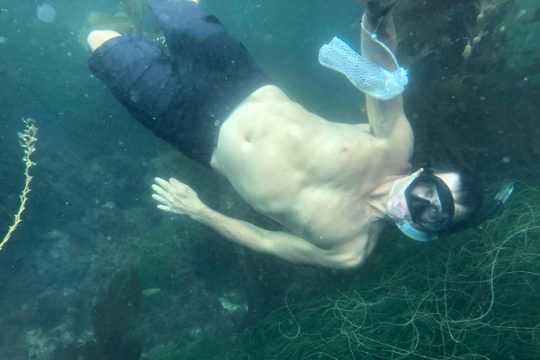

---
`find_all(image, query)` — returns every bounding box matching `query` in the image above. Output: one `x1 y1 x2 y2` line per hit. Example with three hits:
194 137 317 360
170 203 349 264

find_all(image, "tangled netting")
318 37 408 100
252 185 540 359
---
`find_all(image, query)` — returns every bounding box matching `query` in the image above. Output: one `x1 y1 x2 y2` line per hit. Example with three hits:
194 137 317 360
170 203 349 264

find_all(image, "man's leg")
88 0 267 165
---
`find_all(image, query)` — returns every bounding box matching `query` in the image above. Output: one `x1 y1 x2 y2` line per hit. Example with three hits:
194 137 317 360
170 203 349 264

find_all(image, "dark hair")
431 165 484 231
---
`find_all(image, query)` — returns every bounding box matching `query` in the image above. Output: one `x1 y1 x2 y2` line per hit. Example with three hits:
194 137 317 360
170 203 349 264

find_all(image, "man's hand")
151 177 207 219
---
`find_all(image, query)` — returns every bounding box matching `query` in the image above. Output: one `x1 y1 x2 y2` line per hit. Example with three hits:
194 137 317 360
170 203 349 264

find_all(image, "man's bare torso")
211 85 409 253
88 1 415 268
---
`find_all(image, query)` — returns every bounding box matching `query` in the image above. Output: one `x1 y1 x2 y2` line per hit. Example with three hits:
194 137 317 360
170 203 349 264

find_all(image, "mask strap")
442 181 515 236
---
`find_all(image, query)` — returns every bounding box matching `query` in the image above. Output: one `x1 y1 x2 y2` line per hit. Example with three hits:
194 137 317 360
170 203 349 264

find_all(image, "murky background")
1 0 539 358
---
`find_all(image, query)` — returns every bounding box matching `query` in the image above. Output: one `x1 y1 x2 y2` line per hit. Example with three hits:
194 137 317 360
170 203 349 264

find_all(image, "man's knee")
87 30 121 52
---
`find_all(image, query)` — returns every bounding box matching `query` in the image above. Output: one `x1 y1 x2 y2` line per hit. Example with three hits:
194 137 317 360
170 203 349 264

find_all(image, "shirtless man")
87 0 509 269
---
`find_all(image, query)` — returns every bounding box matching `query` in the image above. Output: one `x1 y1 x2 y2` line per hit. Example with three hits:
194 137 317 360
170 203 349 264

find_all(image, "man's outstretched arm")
361 2 412 146
152 178 365 269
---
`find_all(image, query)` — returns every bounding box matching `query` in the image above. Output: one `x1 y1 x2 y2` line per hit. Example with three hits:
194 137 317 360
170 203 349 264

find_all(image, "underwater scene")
1 0 540 359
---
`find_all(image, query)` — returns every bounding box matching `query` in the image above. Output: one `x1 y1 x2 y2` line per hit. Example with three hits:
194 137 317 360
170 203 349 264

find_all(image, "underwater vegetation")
145 336 243 360
395 0 540 178
0 118 38 251
1 0 540 359
53 269 143 359
245 185 540 359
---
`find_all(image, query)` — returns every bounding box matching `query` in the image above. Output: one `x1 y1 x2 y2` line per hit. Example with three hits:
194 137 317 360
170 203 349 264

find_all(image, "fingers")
151 176 208 220
151 190 172 212
154 177 172 190
151 177 193 215
152 177 174 206
170 178 191 193
152 191 175 214
151 193 167 204
152 182 173 201
154 177 183 190
152 177 188 197
157 204 172 212
170 178 183 187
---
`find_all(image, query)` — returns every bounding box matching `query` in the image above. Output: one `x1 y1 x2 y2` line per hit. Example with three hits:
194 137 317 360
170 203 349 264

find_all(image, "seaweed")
71 269 144 360
245 185 540 359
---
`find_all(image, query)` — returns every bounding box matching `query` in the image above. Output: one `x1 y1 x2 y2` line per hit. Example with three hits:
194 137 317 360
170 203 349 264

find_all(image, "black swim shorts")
88 0 267 165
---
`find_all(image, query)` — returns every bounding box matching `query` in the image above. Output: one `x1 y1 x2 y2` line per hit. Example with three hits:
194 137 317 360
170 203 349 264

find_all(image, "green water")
0 0 539 359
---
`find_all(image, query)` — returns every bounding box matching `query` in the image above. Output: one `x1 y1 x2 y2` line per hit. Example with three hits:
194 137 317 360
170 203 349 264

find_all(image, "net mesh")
318 37 408 100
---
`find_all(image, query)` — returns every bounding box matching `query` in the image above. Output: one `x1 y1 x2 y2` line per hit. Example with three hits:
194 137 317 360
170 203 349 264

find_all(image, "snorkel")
443 180 515 236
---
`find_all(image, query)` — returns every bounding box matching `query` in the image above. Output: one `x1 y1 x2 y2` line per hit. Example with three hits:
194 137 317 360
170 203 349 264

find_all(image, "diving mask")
385 168 450 242
386 169 515 242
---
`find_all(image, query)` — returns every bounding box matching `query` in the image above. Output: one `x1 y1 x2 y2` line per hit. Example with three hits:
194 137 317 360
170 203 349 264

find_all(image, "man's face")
406 171 459 232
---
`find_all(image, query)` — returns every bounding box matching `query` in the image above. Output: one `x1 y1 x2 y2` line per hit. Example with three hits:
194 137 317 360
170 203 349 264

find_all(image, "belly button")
242 136 253 149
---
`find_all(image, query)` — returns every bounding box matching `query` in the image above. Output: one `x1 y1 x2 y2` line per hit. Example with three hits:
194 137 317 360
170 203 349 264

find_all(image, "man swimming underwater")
87 0 512 269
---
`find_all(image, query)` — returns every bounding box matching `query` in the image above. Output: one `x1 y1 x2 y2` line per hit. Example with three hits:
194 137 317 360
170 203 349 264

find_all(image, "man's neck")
368 172 417 217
